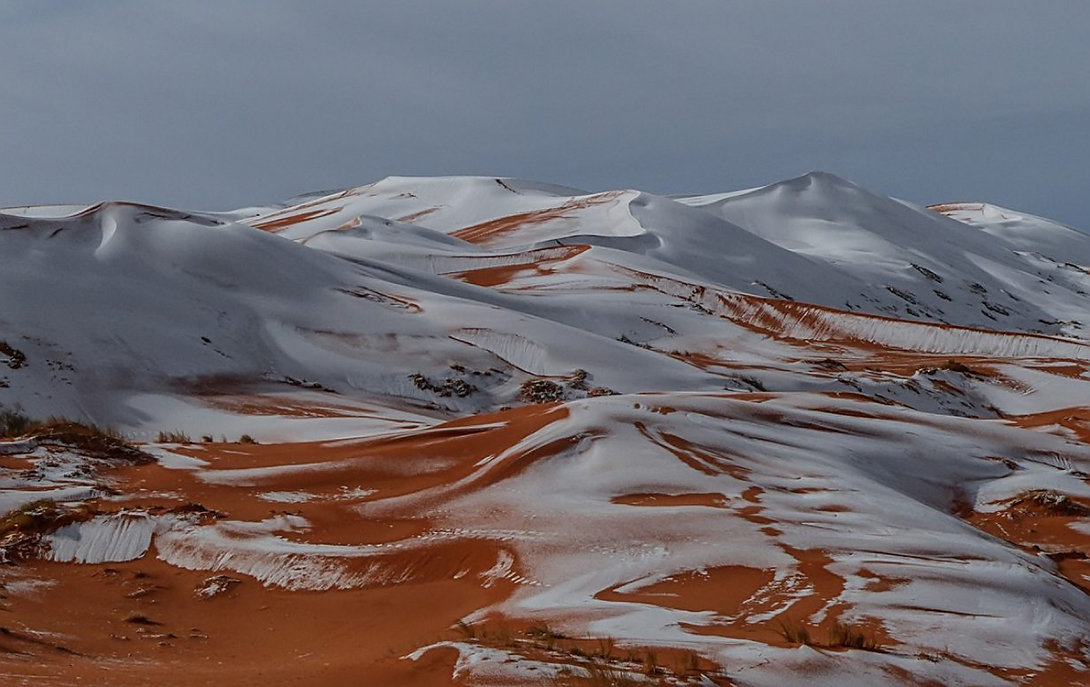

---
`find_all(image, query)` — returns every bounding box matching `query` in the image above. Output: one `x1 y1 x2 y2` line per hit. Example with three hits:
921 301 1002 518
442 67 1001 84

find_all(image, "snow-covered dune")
4 172 1090 686
683 172 1090 335
0 200 721 429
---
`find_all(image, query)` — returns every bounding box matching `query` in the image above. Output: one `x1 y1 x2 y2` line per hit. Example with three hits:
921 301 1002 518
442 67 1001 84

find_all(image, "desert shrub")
32 419 146 461
239 434 257 444
553 661 643 686
682 651 701 674
941 359 985 376
1014 490 1090 516
776 619 811 645
0 409 31 437
157 430 191 443
830 622 880 650
594 636 615 660
1 414 149 463
123 613 161 625
453 620 477 640
0 499 94 563
521 379 564 403
0 340 26 369
777 618 882 652
569 369 589 390
409 373 477 398
0 499 62 537
641 651 661 676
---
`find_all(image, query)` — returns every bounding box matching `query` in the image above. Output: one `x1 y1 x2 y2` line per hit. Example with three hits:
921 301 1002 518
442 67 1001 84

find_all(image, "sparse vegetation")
454 619 477 640
940 359 985 376
910 263 943 283
0 340 26 369
521 379 564 403
447 620 687 684
525 622 567 650
830 622 881 650
594 636 615 661
728 374 766 392
123 613 161 626
157 430 191 443
682 651 701 674
283 376 336 392
569 369 589 390
0 625 79 655
167 503 223 522
776 618 811 645
0 409 32 437
239 434 257 444
886 285 919 305
0 414 149 462
641 651 661 676
616 334 652 349
553 661 644 687
1011 490 1090 517
0 498 89 562
35 420 146 461
195 574 243 598
776 618 883 652
409 372 478 398
0 499 63 538
755 280 794 301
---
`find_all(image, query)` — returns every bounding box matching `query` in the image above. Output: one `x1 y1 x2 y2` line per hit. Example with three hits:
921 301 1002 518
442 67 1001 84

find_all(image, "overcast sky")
2 1 1088 227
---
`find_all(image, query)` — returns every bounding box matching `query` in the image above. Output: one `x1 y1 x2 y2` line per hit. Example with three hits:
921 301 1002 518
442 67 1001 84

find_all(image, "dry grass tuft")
829 622 881 650
553 660 644 686
777 617 883 652
157 430 191 443
940 359 986 376
777 618 812 645
2 415 150 463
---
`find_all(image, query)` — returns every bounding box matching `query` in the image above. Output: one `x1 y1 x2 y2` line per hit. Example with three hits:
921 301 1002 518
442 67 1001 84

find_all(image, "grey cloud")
1 1 1088 228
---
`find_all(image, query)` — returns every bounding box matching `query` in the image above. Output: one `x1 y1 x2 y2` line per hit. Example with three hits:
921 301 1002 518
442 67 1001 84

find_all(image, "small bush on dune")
776 619 811 645
0 498 88 562
0 340 26 369
454 620 477 640
553 660 644 687
1014 489 1090 516
157 430 191 444
0 409 31 437
830 622 880 650
33 418 140 458
777 617 882 652
520 379 564 403
940 359 985 376
0 413 149 462
409 372 478 398
0 499 63 537
123 613 162 626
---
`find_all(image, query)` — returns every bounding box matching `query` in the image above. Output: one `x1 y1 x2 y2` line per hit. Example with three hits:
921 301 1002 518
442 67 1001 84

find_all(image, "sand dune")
4 173 1090 685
